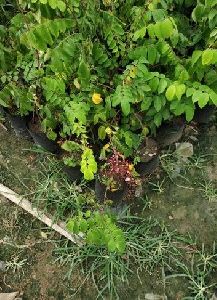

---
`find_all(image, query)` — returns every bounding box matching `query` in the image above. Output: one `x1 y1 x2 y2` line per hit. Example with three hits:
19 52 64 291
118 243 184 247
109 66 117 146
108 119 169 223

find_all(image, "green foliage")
81 148 97 180
67 211 126 254
31 0 66 12
0 0 217 179
0 83 33 115
20 19 72 51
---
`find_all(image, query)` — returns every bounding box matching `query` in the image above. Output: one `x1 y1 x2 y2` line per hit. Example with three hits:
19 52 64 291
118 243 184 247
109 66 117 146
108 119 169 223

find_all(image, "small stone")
145 293 167 300
175 142 194 158
168 215 174 220
40 231 48 239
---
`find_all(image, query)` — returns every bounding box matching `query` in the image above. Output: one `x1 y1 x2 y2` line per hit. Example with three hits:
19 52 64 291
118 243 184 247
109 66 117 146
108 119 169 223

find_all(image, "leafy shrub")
0 0 217 176
67 211 126 254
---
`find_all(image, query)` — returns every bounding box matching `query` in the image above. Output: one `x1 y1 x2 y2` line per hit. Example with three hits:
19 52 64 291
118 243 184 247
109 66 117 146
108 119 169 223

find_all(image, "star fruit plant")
0 0 217 181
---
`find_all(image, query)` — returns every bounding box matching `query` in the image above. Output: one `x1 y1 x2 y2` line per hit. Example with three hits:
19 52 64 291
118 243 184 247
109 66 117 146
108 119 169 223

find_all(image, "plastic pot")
62 165 83 182
135 156 159 177
193 105 216 125
95 178 127 203
156 120 185 148
28 127 61 154
0 106 6 117
6 113 32 140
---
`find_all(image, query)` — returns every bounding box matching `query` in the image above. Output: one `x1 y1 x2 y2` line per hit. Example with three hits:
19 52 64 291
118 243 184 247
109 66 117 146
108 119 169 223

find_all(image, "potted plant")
0 83 33 138
60 140 83 182
95 149 139 203
60 139 97 182
28 114 61 153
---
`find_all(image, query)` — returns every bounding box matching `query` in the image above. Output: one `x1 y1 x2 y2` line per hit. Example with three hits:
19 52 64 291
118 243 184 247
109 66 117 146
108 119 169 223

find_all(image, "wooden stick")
0 183 83 246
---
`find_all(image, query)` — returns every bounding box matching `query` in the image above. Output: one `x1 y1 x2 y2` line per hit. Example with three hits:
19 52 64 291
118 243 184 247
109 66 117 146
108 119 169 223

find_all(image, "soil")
0 118 217 299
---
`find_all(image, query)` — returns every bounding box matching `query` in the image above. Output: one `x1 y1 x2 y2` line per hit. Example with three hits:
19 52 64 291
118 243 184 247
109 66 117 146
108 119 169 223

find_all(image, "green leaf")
192 5 205 22
141 97 152 111
57 0 66 11
192 90 209 108
66 219 74 232
78 60 90 88
48 0 57 8
47 130 57 141
186 88 195 97
191 50 202 66
175 84 186 101
198 93 209 108
202 49 214 65
206 0 217 8
158 78 167 94
165 85 176 101
192 90 203 103
159 18 174 39
154 112 162 127
185 103 195 121
121 100 131 116
149 77 159 92
133 27 146 41
98 126 106 140
107 239 117 252
79 219 88 232
112 85 134 116
147 46 157 64
154 96 162 112
81 148 97 180
147 24 155 38
61 141 81 152
210 91 217 105
162 108 170 120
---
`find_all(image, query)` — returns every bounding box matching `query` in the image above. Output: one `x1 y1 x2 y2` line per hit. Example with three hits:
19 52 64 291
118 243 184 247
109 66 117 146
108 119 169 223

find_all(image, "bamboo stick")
0 183 83 246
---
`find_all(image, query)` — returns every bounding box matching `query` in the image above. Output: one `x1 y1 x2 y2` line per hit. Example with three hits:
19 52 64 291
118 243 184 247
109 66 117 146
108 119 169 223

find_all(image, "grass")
1 127 217 299
199 180 217 202
5 256 28 274
148 178 166 194
166 243 217 299
31 157 94 221
54 216 197 299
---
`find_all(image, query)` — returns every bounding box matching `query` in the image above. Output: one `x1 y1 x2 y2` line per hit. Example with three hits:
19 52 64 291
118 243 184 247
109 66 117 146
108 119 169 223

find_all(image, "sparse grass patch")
29 157 97 221
54 216 195 299
199 180 217 203
166 243 217 299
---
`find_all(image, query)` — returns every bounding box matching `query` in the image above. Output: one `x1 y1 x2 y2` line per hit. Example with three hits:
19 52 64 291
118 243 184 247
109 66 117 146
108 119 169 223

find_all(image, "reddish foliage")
101 150 137 191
